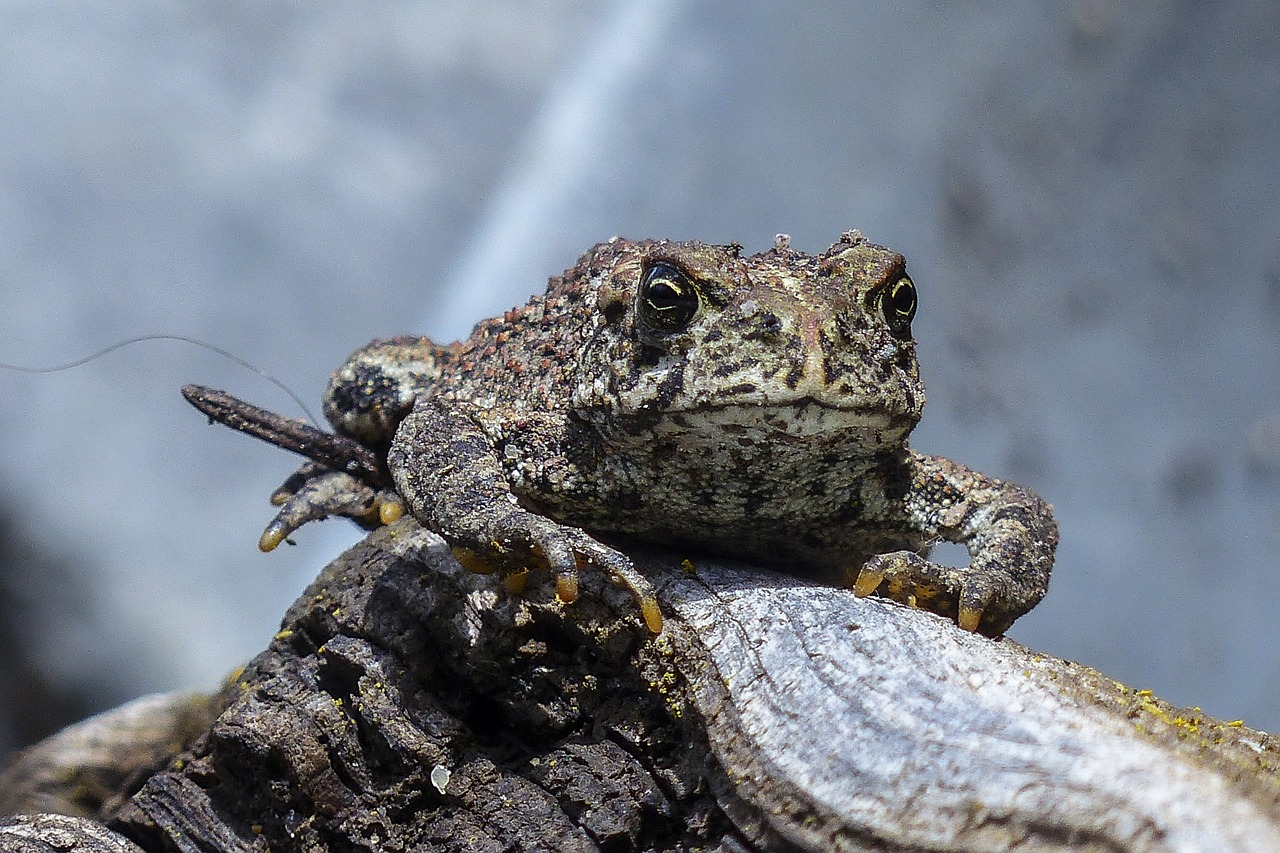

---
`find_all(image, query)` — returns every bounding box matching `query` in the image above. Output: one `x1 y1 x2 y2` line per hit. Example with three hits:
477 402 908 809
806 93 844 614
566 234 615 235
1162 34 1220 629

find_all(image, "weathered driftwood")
4 521 1280 851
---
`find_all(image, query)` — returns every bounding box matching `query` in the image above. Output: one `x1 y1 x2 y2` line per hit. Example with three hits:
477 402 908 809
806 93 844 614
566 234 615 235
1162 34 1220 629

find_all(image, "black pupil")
648 279 684 309
642 263 699 330
887 279 916 322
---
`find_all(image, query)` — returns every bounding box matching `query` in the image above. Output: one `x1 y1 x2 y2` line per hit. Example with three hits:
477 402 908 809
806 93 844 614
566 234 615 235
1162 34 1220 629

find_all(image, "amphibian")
188 231 1057 636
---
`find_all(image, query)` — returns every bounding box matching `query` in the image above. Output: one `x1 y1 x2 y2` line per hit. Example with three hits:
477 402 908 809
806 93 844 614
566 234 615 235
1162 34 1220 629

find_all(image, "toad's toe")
259 470 389 551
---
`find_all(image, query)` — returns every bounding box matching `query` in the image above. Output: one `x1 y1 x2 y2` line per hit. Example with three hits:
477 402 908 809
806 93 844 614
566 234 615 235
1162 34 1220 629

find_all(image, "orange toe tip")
852 568 885 597
379 499 405 526
259 526 286 552
641 598 664 634
957 606 983 633
503 569 529 596
556 574 579 604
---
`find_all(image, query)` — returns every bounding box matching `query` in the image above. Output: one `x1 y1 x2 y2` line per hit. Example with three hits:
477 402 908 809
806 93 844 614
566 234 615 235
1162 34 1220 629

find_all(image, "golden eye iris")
878 276 916 335
639 261 700 332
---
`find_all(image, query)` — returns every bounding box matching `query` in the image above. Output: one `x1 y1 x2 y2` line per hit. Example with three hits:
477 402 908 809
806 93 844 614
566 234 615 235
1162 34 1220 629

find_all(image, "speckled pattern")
272 232 1057 635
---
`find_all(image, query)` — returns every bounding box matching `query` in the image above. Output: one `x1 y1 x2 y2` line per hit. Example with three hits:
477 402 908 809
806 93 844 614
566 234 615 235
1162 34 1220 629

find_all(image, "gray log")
5 521 1280 851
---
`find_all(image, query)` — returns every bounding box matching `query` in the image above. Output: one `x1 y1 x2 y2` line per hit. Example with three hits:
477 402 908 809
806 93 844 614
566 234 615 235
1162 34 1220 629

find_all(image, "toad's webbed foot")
851 452 1058 637
449 510 664 635
181 386 406 551
260 461 405 551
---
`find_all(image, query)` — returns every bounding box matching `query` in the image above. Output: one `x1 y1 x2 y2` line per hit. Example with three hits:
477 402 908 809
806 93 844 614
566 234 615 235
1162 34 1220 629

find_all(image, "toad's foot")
449 510 663 635
181 386 405 550
389 400 664 634
260 462 405 551
851 551 1023 637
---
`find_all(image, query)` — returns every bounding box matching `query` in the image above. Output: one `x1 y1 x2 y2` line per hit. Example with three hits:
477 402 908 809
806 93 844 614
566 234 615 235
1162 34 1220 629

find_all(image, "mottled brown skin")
264 232 1057 635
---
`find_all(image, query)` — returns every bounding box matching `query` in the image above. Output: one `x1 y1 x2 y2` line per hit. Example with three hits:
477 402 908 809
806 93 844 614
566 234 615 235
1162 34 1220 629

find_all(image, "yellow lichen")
645 666 685 719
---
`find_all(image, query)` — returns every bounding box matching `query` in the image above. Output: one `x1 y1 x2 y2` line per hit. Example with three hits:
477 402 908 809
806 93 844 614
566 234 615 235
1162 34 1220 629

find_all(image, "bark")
3 521 1280 852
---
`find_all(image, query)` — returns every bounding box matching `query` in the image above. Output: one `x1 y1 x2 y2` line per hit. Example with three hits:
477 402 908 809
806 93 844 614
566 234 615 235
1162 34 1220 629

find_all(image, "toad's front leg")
389 399 664 633
853 451 1058 636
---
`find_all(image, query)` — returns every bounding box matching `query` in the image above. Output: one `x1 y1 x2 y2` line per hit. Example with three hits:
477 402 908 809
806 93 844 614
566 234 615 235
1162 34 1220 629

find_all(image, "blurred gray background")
1 1 1277 757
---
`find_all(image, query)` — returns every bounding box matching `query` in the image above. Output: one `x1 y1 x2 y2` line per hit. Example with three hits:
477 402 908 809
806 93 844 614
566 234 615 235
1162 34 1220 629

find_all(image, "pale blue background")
1 1 1277 752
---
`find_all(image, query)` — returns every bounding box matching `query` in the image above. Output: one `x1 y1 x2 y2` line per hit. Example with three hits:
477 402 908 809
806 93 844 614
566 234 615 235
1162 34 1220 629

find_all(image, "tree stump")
3 520 1280 851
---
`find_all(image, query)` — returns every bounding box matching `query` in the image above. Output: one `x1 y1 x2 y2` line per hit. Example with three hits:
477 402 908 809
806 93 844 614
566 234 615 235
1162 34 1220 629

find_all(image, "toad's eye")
639 261 700 333
877 276 917 336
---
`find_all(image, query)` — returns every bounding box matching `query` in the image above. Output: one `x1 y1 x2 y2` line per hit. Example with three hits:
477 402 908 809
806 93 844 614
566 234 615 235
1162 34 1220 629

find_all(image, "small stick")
182 385 390 487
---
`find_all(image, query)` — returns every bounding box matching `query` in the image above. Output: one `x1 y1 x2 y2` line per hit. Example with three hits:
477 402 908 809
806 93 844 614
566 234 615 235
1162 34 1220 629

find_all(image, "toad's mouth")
648 397 917 441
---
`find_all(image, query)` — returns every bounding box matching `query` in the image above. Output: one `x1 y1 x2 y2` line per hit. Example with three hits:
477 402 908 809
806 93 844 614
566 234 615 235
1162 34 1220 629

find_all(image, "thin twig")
181 385 389 486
